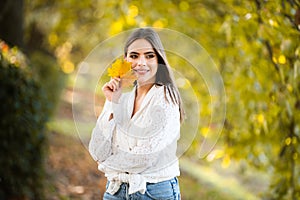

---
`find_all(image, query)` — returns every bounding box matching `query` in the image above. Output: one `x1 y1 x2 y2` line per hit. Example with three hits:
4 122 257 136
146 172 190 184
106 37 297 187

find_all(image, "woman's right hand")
102 77 121 102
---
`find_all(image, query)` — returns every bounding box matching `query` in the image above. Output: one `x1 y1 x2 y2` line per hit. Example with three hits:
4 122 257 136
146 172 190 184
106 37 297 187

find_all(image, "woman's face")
126 39 158 85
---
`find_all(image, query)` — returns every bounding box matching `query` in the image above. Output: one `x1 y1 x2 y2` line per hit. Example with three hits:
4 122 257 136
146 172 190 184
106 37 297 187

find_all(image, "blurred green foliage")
0 42 49 199
24 0 300 199
29 51 67 116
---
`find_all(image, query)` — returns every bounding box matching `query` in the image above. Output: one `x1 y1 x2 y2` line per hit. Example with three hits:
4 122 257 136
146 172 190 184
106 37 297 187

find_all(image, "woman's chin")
136 77 155 86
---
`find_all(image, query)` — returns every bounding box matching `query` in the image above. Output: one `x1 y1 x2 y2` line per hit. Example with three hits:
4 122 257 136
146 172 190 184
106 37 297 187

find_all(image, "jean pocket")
145 180 175 200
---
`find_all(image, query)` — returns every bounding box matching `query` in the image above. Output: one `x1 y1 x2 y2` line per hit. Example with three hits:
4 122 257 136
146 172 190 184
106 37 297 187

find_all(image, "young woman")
89 28 184 200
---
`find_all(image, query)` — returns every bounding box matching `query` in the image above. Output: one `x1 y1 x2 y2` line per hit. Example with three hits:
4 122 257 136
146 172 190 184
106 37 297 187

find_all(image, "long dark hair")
124 28 185 122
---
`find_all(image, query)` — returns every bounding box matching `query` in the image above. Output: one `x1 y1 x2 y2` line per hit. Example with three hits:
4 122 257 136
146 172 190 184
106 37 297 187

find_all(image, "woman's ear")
124 55 127 61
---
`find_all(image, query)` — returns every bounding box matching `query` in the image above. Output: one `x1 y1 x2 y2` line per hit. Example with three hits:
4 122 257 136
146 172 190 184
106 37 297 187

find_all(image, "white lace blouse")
89 85 180 195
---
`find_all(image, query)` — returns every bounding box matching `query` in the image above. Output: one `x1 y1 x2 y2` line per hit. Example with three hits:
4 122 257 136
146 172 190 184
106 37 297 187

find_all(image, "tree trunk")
0 0 24 48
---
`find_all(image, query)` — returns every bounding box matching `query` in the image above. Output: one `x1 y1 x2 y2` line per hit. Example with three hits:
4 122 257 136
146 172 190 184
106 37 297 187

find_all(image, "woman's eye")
130 55 138 59
146 54 155 59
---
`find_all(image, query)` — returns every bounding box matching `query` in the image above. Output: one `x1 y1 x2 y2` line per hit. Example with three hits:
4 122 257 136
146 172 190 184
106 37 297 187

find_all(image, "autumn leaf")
107 58 137 88
121 69 137 88
107 58 132 78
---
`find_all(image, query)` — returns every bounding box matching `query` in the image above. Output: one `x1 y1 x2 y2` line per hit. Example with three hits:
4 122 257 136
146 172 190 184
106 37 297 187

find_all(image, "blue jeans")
103 177 181 200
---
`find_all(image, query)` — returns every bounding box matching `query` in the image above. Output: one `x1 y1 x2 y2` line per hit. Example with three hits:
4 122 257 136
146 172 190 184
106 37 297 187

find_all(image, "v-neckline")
130 84 156 120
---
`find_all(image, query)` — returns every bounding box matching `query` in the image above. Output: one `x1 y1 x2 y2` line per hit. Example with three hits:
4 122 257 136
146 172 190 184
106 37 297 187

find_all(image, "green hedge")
0 43 49 199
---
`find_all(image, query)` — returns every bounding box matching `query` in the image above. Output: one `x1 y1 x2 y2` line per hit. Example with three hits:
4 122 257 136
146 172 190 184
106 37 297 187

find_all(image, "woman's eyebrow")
129 51 155 55
129 51 139 55
144 51 155 55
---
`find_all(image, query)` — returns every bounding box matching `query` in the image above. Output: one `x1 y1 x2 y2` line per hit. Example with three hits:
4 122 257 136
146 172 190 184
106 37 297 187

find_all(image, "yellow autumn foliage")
107 59 132 78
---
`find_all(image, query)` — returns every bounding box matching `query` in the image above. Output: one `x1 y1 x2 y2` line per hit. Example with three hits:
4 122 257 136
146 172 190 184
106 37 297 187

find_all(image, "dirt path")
45 131 106 199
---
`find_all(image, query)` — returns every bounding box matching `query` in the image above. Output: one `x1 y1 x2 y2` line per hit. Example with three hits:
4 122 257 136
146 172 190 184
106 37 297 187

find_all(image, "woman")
89 28 184 200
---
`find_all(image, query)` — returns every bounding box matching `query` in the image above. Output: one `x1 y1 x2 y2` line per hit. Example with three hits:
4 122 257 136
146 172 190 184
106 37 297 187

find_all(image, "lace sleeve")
88 100 115 162
100 93 180 174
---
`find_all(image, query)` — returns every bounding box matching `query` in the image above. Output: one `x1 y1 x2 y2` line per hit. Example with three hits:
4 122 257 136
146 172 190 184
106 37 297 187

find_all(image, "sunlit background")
1 0 300 199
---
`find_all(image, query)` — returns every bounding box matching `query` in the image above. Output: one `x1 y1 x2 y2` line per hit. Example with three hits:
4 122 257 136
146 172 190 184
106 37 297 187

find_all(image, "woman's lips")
133 69 149 75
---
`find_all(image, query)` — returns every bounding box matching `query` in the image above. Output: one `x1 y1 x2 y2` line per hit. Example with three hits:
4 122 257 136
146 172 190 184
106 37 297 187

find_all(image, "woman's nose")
137 56 146 66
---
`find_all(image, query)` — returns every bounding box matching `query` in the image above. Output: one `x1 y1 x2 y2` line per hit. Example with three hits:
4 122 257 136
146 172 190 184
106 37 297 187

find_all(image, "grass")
180 158 260 200
179 172 233 200
47 118 94 139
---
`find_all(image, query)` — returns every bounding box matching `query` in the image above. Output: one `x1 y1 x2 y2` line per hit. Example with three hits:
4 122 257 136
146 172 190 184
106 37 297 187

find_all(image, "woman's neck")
131 83 154 118
136 83 154 97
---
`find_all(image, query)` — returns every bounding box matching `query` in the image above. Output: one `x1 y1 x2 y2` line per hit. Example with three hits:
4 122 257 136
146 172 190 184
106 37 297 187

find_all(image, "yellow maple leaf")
108 58 132 78
121 70 137 88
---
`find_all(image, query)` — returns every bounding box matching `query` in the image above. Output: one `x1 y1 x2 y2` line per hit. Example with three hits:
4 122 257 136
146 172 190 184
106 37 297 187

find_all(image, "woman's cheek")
131 63 137 69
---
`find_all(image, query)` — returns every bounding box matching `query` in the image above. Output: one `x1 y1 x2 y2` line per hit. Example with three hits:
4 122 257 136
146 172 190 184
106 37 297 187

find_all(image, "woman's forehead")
127 39 154 53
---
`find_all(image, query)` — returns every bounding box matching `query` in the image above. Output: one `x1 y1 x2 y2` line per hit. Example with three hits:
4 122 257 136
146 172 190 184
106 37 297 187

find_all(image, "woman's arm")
89 77 122 162
88 100 115 162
